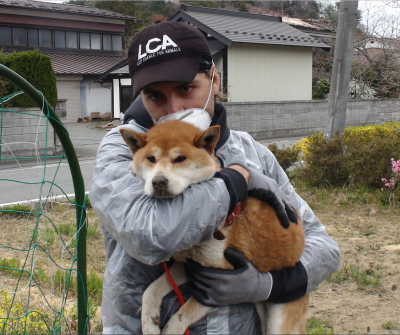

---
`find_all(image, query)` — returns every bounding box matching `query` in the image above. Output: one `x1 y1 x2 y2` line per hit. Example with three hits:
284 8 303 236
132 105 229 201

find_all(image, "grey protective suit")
89 103 341 334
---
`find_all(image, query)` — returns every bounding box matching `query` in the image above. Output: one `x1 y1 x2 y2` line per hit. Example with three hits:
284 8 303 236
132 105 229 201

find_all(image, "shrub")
5 50 57 108
299 122 400 189
298 131 348 187
268 143 301 173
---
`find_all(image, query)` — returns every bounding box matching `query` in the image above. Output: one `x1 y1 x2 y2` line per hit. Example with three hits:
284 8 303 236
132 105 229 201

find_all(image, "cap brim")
131 55 202 98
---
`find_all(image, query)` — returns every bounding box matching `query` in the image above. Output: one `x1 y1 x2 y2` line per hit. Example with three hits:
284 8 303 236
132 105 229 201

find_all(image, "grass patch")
41 228 56 246
52 269 77 293
87 221 100 239
87 270 103 303
58 221 75 236
381 319 398 330
307 316 334 334
69 297 98 321
0 256 23 278
0 203 35 217
71 195 91 209
327 262 382 290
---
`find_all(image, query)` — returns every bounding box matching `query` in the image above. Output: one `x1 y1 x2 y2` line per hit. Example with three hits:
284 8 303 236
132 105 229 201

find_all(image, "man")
89 21 340 334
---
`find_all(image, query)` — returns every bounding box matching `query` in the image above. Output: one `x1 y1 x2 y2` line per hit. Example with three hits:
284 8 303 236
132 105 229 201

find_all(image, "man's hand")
247 168 298 228
185 248 272 307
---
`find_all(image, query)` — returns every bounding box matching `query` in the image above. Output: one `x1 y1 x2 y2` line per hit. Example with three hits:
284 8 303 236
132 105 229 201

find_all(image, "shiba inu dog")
120 120 308 335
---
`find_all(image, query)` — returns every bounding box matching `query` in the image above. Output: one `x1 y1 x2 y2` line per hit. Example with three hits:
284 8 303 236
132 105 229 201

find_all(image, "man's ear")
120 129 147 154
194 125 220 155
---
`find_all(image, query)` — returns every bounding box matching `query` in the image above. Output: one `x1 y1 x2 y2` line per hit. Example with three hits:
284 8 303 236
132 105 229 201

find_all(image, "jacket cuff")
268 261 308 303
214 168 247 215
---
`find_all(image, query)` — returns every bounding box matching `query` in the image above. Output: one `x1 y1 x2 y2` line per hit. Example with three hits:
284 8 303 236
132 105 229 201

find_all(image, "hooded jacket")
89 98 340 334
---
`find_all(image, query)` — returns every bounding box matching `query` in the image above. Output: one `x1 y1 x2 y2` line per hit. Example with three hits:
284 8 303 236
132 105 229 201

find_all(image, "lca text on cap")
137 35 181 65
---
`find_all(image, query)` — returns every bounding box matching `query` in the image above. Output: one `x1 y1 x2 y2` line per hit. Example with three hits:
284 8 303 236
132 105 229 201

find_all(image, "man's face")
140 66 220 122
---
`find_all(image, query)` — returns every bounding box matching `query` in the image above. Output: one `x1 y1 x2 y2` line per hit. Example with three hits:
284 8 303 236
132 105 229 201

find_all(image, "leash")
163 261 189 335
161 203 241 335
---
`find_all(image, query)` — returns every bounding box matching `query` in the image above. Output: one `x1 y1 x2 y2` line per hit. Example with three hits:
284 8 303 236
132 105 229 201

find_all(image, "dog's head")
120 120 220 198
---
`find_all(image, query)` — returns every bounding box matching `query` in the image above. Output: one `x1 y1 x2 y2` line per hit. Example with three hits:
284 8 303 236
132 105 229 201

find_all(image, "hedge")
0 50 57 108
298 121 400 189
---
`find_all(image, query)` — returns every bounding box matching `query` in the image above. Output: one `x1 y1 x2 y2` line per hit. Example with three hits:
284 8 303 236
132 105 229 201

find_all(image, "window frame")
12 27 27 46
0 26 13 45
38 29 53 48
28 28 39 47
54 30 66 49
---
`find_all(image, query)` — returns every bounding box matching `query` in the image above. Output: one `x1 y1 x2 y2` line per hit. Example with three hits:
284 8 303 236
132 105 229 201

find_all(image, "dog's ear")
120 129 147 154
194 126 220 155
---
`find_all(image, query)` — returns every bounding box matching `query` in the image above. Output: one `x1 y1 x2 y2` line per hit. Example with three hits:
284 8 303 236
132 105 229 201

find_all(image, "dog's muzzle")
151 176 173 198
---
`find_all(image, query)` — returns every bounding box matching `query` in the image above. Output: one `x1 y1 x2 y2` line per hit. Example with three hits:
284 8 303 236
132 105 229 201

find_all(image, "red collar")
225 203 241 226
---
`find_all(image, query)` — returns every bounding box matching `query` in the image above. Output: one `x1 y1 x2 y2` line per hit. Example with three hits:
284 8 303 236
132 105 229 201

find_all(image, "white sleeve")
89 126 230 265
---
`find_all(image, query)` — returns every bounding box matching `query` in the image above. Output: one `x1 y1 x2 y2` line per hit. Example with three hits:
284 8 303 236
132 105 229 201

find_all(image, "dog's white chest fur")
172 232 229 269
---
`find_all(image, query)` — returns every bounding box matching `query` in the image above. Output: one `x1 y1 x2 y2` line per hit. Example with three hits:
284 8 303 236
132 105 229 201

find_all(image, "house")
282 17 335 42
169 5 331 102
98 4 330 117
0 0 138 122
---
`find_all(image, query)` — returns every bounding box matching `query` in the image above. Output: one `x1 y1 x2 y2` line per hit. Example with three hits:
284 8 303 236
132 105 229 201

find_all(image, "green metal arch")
0 64 88 335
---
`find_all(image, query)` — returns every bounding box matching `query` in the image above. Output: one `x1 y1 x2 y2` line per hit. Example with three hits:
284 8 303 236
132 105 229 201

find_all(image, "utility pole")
324 1 359 140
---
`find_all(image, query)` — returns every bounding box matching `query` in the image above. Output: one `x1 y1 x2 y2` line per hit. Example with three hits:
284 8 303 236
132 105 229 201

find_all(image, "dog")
120 120 309 335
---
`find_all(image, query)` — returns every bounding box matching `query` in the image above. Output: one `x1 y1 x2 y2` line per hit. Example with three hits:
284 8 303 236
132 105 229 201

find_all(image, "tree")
353 2 400 98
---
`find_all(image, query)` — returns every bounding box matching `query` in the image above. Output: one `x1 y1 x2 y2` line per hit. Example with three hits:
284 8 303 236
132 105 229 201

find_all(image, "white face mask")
154 67 215 131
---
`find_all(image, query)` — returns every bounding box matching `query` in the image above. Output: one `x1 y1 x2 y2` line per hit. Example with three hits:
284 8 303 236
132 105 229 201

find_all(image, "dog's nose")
152 176 168 190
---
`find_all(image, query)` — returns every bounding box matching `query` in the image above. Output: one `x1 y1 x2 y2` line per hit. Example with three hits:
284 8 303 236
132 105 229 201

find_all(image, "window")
13 27 26 46
54 31 66 48
103 34 112 50
0 26 124 52
91 33 101 50
66 31 78 49
112 35 122 51
39 29 52 47
28 29 38 46
80 32 90 49
0 27 12 45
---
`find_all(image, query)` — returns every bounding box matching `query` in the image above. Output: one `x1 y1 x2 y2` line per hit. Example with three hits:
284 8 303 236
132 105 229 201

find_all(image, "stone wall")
225 99 400 140
0 99 67 160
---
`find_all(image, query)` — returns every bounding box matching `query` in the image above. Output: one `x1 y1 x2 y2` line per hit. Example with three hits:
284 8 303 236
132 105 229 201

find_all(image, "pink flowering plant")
381 158 400 207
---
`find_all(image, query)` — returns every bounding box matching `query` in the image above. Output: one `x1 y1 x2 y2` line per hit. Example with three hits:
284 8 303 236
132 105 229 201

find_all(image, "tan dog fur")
120 121 309 335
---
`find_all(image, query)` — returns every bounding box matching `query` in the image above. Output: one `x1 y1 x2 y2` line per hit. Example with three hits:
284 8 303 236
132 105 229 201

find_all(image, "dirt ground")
0 202 105 333
295 184 400 334
0 185 399 334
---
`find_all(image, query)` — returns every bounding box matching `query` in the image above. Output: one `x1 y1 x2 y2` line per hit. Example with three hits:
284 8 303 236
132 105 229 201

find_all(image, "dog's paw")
142 313 161 335
161 312 188 335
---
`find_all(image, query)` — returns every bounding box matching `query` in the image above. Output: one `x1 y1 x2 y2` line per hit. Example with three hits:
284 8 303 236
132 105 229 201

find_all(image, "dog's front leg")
142 262 188 335
161 296 212 335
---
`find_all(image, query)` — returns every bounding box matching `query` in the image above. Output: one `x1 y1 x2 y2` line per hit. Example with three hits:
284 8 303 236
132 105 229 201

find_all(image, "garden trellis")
0 64 88 334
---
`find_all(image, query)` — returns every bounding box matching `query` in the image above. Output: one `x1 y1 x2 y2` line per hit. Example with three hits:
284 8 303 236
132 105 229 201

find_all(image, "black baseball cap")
128 21 212 98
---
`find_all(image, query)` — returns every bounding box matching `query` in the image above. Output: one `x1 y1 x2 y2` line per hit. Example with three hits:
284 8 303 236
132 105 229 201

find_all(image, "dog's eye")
174 156 186 163
147 156 156 163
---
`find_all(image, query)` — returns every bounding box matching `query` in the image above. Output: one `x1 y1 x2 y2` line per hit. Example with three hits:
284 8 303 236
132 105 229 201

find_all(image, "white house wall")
227 43 312 102
56 75 82 122
84 80 112 118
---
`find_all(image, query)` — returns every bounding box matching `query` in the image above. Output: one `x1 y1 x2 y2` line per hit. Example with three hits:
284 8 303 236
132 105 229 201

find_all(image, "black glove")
185 248 273 307
247 168 298 228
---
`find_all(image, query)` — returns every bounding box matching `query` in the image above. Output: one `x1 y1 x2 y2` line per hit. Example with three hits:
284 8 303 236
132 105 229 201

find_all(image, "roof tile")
46 53 126 75
0 0 138 21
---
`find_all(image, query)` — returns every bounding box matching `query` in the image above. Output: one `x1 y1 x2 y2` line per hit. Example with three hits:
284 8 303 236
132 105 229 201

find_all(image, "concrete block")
29 118 43 126
1 119 14 128
3 127 23 136
14 119 30 127
3 111 21 119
